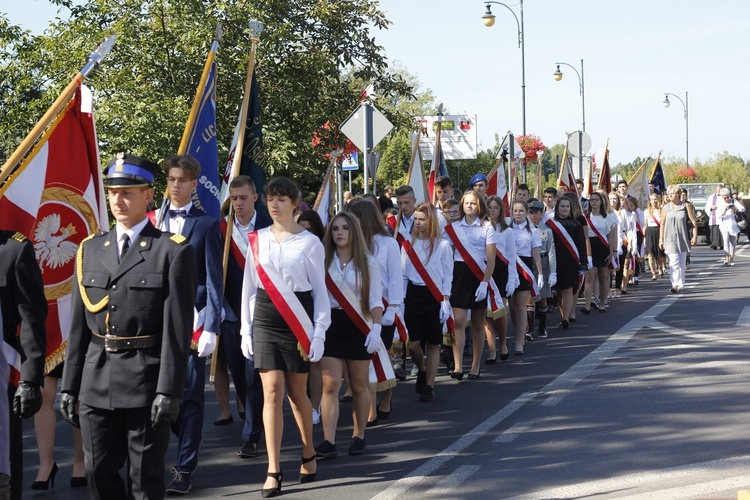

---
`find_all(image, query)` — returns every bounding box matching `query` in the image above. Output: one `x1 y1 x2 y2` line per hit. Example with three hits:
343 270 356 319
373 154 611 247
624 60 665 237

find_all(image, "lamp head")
482 4 496 27
553 65 563 81
662 95 671 108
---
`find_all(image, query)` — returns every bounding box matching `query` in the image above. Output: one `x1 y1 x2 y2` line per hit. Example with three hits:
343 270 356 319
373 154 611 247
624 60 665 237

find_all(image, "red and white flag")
486 157 510 215
0 85 107 374
556 147 579 196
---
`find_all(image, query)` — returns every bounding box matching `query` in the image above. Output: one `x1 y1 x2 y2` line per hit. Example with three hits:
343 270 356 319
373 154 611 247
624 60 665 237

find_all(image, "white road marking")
736 306 750 327
493 422 531 443
370 294 681 500
423 465 481 496
697 271 712 276
505 455 750 500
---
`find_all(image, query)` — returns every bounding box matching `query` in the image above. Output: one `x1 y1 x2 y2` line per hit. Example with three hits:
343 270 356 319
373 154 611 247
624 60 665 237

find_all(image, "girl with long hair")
509 201 543 353
582 192 617 314
644 193 666 279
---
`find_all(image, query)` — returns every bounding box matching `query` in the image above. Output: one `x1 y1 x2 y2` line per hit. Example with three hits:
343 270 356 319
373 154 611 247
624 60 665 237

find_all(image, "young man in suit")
156 155 223 495
60 153 197 499
0 229 46 500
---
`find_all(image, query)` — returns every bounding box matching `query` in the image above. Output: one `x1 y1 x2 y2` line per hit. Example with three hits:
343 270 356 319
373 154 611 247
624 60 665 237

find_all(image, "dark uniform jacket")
0 231 46 385
61 222 197 408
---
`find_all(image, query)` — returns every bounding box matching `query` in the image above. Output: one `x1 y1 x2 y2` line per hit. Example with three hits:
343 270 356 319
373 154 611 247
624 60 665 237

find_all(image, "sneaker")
410 364 419 377
525 332 534 342
166 468 191 495
315 440 338 459
415 370 427 394
633 276 640 284
420 385 435 402
537 330 548 339
312 408 321 425
591 297 600 309
393 362 407 381
604 299 610 309
237 441 258 458
348 437 366 456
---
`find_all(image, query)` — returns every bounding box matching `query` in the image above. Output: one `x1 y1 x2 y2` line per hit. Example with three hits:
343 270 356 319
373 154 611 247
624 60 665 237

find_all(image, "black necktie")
170 209 188 218
120 234 130 262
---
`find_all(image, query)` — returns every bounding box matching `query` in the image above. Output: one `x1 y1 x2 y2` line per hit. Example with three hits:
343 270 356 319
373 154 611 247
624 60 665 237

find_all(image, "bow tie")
169 209 188 218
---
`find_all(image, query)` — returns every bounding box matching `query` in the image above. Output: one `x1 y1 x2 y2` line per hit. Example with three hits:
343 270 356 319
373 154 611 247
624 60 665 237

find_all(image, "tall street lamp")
553 59 586 178
482 1 526 136
662 92 689 168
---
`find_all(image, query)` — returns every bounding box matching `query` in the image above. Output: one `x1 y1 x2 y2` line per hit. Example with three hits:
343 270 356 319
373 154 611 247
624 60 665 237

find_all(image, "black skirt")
515 256 534 292
450 261 487 310
589 237 610 268
253 288 313 373
324 309 371 361
492 256 510 298
645 226 665 258
405 282 442 345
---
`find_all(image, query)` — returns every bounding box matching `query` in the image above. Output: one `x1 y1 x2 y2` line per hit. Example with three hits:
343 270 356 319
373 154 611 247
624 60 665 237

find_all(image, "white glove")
587 256 593 270
549 272 557 288
474 281 488 301
505 278 519 297
220 307 226 322
364 324 382 354
197 331 217 357
240 334 253 360
618 246 623 256
536 274 544 290
439 300 452 323
308 337 325 363
382 307 396 326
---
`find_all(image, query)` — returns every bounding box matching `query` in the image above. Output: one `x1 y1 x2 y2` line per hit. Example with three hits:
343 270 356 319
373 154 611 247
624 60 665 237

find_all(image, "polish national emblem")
34 213 78 269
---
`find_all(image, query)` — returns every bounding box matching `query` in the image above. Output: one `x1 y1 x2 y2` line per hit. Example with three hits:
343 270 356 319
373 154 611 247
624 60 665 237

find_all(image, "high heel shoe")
70 476 88 488
299 455 317 484
376 401 391 420
31 462 58 490
468 369 481 380
449 371 464 381
261 471 283 498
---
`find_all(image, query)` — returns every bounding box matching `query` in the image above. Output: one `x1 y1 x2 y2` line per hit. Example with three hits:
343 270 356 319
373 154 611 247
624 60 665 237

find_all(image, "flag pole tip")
214 22 223 42
249 20 264 41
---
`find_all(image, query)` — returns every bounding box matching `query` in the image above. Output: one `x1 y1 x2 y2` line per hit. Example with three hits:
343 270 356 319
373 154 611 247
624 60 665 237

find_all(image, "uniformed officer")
0 229 46 500
60 153 198 500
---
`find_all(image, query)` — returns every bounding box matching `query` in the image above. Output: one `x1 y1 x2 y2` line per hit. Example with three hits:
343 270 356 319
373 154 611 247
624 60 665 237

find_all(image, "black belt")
91 332 160 352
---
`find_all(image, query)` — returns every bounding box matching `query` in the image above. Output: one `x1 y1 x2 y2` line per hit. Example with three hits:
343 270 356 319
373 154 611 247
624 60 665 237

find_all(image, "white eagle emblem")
33 214 78 269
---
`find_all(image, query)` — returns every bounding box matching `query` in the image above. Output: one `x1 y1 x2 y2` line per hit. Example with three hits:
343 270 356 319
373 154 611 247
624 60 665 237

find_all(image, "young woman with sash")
609 192 626 297
401 202 453 401
528 201 556 339
443 190 497 380
486 195 519 361
582 192 617 314
509 200 543 353
546 196 588 329
621 197 638 292
644 193 666 279
317 212 383 458
240 178 331 497
347 200 402 425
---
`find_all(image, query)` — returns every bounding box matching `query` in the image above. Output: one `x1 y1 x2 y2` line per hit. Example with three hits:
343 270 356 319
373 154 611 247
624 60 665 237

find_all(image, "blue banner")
241 70 267 217
650 159 666 195
186 62 220 218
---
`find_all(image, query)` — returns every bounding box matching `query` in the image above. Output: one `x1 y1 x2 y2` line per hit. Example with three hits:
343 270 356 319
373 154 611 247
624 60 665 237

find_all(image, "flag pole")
156 24 223 228
313 149 344 212
213 20 263 385
0 35 116 186
649 151 662 180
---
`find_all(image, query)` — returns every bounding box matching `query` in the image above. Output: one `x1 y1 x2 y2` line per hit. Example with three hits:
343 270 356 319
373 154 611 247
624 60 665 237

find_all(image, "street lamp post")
553 59 585 178
662 92 689 168
482 0 526 179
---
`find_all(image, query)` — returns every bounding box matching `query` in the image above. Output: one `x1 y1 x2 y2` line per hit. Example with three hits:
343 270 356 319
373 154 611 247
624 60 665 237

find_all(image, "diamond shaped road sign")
340 103 393 153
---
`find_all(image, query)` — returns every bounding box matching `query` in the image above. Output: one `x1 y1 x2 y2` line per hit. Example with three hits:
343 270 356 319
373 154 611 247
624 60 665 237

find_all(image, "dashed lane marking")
423 465 481 496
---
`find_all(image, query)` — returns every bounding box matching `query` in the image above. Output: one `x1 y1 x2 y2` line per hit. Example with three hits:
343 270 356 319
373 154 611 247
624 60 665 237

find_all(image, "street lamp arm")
485 1 522 47
555 61 582 95
664 92 687 118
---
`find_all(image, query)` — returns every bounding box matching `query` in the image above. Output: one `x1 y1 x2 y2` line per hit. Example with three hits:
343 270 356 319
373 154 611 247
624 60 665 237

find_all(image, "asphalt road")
21 241 750 499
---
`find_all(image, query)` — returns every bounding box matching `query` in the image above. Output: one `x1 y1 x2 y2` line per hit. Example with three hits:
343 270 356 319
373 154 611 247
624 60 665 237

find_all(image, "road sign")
340 103 393 153
341 152 358 171
567 131 592 156
499 134 525 159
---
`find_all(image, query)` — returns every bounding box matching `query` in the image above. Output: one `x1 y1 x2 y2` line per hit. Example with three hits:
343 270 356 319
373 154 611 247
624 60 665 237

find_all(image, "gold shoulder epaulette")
11 232 26 242
170 234 187 244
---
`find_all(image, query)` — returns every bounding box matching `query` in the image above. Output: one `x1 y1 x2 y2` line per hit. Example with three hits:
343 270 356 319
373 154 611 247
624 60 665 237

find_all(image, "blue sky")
5 0 750 167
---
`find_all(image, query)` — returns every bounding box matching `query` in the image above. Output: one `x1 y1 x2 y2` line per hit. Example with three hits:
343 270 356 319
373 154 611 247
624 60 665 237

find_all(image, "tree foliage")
0 1 415 201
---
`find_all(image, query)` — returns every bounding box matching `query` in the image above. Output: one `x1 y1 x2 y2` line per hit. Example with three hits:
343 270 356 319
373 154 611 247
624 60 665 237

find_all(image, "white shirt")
494 226 519 282
400 213 415 235
327 253 383 313
115 217 149 256
586 212 616 238
511 220 542 257
164 202 192 235
644 208 661 228
235 211 258 238
240 228 331 340
444 217 496 263
401 237 453 296
373 234 404 306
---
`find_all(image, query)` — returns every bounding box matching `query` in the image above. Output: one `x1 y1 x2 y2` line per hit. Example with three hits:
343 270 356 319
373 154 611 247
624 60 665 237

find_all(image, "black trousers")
80 403 170 500
7 386 21 500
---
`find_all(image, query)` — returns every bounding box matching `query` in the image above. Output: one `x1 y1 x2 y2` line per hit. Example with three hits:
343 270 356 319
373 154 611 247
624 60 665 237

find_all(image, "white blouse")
240 228 331 340
373 234 404 306
645 209 661 228
494 226 519 282
401 237 453 296
586 212 616 238
327 253 383 313
444 217 496 262
511 220 542 257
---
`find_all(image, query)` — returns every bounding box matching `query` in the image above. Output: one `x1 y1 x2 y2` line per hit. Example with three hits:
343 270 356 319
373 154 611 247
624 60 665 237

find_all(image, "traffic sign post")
340 102 393 194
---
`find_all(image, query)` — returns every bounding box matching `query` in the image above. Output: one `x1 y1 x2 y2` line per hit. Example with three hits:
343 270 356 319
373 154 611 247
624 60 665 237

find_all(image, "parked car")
678 183 724 238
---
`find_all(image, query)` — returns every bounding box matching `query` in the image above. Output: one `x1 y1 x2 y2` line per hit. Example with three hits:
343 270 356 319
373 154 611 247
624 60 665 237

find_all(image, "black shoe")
31 463 58 490
315 440 338 459
415 370 427 394
420 385 435 402
299 455 317 484
569 317 577 323
239 411 246 421
366 418 380 428
468 370 480 380
449 371 464 381
338 395 352 403
485 355 497 364
537 330 548 339
261 471 283 498
70 476 87 488
214 415 234 426
348 437 366 455
581 308 591 315
525 332 535 342
166 468 191 495
558 319 569 330
670 287 677 293
237 441 258 458
376 401 391 420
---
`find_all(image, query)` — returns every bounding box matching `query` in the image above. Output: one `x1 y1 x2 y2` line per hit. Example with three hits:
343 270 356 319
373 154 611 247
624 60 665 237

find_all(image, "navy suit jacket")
159 206 223 335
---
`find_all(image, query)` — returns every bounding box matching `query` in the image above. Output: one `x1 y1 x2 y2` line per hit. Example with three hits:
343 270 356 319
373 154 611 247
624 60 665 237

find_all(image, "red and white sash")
546 219 581 263
443 223 503 312
402 240 456 334
651 215 661 228
325 264 395 388
387 214 410 246
220 218 247 269
382 298 408 342
585 214 616 270
249 231 314 357
515 255 538 297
